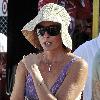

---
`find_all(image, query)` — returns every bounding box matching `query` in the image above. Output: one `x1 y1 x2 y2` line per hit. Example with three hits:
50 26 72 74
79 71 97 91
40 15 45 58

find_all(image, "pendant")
49 67 51 72
48 64 52 72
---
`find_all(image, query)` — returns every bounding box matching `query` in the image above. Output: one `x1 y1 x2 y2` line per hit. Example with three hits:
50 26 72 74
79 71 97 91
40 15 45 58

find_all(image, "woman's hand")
22 53 37 74
31 64 43 83
22 53 43 83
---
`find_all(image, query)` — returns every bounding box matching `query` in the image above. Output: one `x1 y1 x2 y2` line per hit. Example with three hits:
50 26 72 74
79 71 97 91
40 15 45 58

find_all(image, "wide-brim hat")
21 3 72 50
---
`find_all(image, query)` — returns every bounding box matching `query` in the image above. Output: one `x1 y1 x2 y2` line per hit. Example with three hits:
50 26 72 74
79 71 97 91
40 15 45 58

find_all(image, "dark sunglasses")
35 24 61 36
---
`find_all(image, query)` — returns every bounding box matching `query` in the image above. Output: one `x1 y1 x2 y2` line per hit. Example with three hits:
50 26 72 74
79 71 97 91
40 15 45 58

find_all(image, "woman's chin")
43 48 51 51
43 47 54 51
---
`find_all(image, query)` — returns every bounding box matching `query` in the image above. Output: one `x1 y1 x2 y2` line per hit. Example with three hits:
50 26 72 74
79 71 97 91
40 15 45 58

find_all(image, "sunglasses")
35 24 61 36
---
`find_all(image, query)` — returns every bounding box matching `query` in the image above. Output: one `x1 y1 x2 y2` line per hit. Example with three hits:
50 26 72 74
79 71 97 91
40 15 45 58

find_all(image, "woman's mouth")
44 41 52 47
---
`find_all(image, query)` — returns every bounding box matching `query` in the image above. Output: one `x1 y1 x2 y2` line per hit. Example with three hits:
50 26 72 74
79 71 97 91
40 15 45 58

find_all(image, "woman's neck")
43 48 66 62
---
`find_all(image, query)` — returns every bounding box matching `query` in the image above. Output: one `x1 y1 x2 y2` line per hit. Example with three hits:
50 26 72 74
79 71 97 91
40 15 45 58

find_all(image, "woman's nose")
43 31 50 38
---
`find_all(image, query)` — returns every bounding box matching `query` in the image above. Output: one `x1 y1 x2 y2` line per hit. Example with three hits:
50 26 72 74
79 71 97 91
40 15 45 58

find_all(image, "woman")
10 3 88 100
92 49 100 100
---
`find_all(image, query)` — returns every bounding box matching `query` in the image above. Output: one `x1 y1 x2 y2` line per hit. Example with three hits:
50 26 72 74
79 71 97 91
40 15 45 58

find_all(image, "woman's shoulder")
67 53 88 73
65 53 88 86
69 53 87 65
16 60 28 76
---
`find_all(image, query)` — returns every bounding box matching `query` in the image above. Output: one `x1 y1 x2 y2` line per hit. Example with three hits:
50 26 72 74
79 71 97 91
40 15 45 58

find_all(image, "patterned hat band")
21 3 72 50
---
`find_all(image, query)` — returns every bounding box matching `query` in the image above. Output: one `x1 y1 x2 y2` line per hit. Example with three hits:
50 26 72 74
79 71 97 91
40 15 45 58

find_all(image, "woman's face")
35 21 63 51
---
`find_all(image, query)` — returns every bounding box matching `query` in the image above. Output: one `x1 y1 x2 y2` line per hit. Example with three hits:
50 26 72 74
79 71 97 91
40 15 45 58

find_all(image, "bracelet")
36 81 44 86
37 83 42 86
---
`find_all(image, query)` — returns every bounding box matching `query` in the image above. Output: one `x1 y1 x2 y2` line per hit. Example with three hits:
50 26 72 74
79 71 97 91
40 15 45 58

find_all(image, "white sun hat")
21 3 72 50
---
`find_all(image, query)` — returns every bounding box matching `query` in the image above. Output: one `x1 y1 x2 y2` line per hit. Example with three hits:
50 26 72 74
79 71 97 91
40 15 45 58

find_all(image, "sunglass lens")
48 26 61 36
37 28 45 36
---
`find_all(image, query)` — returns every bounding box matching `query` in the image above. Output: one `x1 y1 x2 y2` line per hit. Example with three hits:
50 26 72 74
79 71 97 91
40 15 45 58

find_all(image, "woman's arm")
30 64 57 100
10 61 27 100
22 54 57 100
55 58 88 100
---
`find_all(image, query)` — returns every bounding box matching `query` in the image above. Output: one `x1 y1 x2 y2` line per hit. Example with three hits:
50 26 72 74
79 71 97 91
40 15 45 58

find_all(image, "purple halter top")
24 58 77 100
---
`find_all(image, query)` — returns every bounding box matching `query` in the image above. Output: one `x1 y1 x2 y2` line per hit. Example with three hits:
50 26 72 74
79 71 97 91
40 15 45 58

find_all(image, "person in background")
0 33 7 52
0 33 7 99
92 49 100 100
0 32 7 81
0 33 7 75
10 3 88 100
74 33 100 100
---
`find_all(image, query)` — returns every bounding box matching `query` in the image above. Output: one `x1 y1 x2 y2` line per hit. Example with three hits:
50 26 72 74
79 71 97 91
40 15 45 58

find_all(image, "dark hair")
62 43 71 53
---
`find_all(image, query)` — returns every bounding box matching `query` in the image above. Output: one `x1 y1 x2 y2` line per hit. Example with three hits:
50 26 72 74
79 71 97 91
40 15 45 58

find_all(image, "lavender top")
24 58 77 100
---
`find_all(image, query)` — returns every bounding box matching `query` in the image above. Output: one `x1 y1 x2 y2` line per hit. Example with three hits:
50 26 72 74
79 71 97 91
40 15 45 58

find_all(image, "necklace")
42 54 54 72
43 58 53 72
42 52 66 72
46 62 52 72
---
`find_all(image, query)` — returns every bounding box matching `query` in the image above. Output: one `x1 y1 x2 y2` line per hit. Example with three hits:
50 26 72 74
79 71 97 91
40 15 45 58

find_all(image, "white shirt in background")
74 33 100 100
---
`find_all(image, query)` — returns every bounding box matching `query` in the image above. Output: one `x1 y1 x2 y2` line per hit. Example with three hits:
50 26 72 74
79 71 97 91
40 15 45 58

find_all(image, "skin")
10 21 88 100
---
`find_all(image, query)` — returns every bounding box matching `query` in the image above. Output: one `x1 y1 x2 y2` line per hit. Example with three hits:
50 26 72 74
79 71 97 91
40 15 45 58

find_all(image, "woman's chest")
39 62 63 89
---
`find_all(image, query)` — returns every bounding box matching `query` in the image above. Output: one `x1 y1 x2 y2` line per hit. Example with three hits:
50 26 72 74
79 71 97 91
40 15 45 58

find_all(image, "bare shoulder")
73 54 88 71
16 60 28 77
66 53 88 82
69 53 88 70
68 53 88 82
